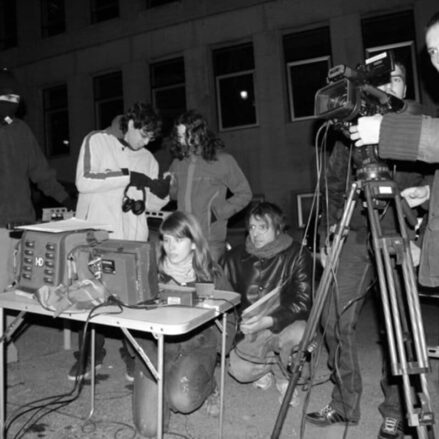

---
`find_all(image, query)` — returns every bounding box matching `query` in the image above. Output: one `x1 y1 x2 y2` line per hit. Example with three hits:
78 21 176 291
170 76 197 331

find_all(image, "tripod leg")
363 183 436 439
271 183 361 439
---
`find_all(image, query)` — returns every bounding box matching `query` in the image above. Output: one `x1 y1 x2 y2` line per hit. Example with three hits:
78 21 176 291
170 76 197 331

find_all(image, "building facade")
0 0 437 227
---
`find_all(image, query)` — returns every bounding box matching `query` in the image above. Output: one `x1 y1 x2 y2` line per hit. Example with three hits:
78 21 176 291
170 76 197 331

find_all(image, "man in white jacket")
76 102 169 240
70 102 170 381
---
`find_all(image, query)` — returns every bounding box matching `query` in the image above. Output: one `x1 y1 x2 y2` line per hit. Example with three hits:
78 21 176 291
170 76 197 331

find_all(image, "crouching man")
221 202 313 404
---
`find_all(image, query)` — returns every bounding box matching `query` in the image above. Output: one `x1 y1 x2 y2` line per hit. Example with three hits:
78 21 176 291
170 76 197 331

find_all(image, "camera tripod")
272 165 437 439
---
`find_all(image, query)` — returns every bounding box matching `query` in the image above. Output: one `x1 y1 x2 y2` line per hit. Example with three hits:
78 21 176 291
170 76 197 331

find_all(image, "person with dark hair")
76 102 169 240
168 110 252 261
349 11 439 288
132 211 236 438
221 201 313 405
69 102 170 382
0 67 75 293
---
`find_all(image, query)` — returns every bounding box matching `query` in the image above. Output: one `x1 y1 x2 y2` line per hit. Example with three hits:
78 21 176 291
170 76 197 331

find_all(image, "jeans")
322 230 403 421
228 320 306 383
132 323 218 437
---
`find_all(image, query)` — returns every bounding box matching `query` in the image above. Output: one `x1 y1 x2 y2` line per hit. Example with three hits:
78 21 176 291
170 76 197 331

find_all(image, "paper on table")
16 218 114 233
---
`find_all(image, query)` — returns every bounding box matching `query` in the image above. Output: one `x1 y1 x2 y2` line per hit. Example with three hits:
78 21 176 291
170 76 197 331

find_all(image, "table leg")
0 307 4 439
85 325 96 421
157 334 164 439
120 328 161 436
219 312 227 439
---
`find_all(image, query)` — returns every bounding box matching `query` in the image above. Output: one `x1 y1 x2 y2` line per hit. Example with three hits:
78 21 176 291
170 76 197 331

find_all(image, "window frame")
215 69 258 132
90 0 119 24
150 56 186 136
43 84 70 158
286 55 331 121
93 71 124 130
296 192 315 229
365 41 420 102
40 0 66 38
0 0 17 50
213 42 258 132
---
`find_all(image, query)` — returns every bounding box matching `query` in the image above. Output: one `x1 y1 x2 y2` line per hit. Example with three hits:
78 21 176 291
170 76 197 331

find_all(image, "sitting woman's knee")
168 387 196 413
166 360 214 413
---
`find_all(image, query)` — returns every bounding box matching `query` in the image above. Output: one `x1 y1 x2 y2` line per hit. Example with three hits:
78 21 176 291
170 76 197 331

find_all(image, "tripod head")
353 143 392 181
351 143 418 228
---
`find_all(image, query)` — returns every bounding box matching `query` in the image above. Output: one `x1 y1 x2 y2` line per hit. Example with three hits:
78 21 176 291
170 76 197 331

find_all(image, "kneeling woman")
132 211 235 437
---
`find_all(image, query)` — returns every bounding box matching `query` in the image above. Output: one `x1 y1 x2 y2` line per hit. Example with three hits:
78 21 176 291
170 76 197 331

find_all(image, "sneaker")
378 417 403 439
275 378 299 407
306 404 358 426
252 372 274 390
205 386 220 418
67 351 104 381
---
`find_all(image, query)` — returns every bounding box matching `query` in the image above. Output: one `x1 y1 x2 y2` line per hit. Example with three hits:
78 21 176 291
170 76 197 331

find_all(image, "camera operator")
306 61 429 439
349 11 439 288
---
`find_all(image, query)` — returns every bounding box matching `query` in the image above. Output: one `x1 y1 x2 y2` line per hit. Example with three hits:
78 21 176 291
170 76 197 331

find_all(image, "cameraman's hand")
349 114 383 146
401 185 430 208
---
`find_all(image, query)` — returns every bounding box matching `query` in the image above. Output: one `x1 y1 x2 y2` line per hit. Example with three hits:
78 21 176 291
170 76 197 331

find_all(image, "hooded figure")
0 67 74 292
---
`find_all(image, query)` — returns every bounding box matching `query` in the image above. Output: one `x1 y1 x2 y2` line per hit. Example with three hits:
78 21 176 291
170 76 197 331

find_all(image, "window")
90 0 119 24
41 0 65 38
93 71 124 130
151 57 186 136
0 0 17 50
362 10 419 101
296 193 315 228
43 84 70 157
213 43 257 130
146 0 178 8
283 27 332 121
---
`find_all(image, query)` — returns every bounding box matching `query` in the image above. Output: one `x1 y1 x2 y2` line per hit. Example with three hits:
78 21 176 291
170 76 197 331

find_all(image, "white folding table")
0 289 240 439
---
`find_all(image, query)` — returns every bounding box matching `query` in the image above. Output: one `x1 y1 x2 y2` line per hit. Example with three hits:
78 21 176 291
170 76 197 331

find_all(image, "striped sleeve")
76 131 129 193
378 113 423 161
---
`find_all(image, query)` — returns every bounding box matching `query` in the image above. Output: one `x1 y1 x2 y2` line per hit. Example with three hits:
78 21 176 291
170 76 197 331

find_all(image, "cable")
5 299 125 437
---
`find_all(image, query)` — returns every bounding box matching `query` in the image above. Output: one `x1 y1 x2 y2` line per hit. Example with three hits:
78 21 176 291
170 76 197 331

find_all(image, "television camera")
314 50 405 123
314 51 407 181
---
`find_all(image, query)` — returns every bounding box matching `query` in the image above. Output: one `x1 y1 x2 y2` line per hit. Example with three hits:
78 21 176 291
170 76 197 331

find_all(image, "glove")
130 171 150 189
62 196 77 212
130 172 170 199
147 175 170 199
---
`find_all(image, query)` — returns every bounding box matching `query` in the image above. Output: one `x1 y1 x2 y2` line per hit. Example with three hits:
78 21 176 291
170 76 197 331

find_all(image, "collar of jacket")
244 233 293 259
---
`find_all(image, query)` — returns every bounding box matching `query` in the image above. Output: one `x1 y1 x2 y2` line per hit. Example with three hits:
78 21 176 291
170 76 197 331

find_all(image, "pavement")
3 292 439 439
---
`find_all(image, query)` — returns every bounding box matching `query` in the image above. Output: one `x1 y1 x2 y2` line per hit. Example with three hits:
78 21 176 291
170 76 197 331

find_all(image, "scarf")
162 256 196 285
245 233 293 259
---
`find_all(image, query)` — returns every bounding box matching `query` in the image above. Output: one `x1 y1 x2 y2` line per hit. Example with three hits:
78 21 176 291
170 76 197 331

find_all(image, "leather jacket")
221 239 313 333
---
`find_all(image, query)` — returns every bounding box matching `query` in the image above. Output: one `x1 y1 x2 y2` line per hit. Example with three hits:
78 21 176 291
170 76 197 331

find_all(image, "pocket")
206 191 220 231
